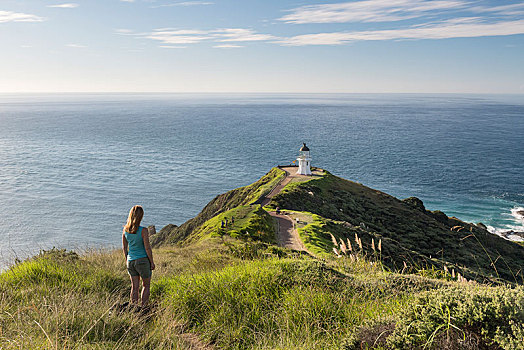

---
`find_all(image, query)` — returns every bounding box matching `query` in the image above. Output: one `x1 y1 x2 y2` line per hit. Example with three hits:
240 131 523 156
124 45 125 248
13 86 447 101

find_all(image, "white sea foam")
510 207 524 225
487 225 505 235
487 206 524 241
507 235 524 242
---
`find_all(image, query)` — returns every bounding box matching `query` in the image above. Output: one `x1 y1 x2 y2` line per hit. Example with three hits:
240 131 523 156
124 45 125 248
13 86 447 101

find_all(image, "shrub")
388 285 524 349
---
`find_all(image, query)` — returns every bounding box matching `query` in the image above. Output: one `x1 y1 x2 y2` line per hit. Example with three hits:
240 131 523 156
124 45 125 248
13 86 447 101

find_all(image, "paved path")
261 167 307 252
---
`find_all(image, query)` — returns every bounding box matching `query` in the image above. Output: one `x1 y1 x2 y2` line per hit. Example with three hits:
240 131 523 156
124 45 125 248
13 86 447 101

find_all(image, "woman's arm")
142 227 155 270
122 233 128 260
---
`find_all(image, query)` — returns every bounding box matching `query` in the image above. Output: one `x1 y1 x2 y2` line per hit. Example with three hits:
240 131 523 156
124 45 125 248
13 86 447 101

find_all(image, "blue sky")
1 0 523 93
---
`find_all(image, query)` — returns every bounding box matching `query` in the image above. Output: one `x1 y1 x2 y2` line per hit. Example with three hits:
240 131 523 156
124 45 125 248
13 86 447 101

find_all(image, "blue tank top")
125 226 148 261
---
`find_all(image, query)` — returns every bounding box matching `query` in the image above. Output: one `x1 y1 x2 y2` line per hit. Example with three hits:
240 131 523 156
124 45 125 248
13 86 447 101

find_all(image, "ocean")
1 93 523 266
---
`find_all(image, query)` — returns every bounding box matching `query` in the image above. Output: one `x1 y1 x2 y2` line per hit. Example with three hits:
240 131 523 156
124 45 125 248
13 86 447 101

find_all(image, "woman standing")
122 205 155 307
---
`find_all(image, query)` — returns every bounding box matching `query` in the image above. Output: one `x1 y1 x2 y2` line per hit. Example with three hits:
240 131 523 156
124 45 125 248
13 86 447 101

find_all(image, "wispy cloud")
159 45 187 48
151 1 213 8
47 3 79 8
274 1 524 46
115 28 138 35
213 44 244 48
0 11 45 23
67 44 87 48
146 29 210 44
127 1 524 49
214 28 275 42
279 0 467 24
471 3 524 16
145 28 275 45
276 18 524 45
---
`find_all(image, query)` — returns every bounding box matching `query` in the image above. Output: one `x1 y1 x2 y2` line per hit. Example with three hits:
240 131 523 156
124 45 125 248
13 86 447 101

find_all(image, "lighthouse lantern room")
297 143 312 176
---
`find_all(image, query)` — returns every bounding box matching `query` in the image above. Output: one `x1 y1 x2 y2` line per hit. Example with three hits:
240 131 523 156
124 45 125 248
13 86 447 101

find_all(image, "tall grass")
152 258 412 349
2 243 523 349
0 248 202 349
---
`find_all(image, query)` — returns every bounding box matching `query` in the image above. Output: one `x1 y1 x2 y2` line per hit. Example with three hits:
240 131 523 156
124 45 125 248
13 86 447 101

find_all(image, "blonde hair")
124 205 144 234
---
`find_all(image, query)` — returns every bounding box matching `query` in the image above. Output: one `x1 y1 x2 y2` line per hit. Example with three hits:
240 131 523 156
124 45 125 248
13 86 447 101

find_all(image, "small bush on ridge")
388 285 524 349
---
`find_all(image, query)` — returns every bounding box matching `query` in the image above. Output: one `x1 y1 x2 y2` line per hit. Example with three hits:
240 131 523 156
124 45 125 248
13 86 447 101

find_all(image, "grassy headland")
270 170 524 284
151 167 286 246
2 167 524 349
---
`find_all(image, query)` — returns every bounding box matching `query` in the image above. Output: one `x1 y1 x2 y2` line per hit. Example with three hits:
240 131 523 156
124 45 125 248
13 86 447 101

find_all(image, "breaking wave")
487 207 524 242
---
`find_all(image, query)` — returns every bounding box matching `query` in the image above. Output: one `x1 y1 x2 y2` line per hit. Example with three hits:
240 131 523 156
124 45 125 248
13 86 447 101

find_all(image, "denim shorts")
127 257 152 279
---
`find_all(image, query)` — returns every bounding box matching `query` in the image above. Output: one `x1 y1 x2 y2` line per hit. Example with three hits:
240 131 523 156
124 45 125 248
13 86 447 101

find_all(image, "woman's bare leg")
141 277 151 306
130 275 140 304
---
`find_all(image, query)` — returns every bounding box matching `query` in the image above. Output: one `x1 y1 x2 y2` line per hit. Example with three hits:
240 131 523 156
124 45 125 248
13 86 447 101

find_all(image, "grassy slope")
3 245 523 350
190 204 275 243
271 171 524 284
151 167 285 246
0 243 246 349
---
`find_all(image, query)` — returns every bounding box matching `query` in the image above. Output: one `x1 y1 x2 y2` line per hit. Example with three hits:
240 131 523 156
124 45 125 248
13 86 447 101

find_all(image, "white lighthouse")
297 143 312 175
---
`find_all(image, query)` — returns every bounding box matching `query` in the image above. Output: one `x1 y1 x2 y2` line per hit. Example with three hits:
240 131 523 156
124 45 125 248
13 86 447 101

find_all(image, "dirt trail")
261 167 307 252
170 168 309 349
269 212 306 251
260 171 293 206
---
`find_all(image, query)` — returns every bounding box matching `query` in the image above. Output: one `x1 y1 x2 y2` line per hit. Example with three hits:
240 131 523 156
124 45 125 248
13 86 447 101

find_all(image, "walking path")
164 167 313 350
270 211 306 251
260 170 293 206
176 168 310 348
261 167 308 252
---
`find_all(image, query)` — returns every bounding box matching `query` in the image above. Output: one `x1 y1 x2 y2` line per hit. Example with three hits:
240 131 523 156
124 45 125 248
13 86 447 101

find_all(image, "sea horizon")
1 92 523 267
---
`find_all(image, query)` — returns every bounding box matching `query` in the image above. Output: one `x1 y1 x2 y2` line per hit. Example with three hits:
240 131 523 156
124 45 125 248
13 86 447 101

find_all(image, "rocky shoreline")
499 230 524 241
496 208 524 241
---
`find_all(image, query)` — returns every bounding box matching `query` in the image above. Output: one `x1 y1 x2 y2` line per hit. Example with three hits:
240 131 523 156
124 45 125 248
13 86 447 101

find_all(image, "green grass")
247 168 287 204
152 167 286 246
388 285 524 349
271 171 524 284
295 212 342 257
2 244 524 349
293 210 407 269
0 249 126 295
151 258 408 350
0 249 133 349
190 204 275 243
4 167 524 349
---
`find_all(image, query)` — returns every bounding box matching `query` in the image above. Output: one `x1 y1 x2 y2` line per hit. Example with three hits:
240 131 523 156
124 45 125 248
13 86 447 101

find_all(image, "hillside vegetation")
3 243 523 349
2 167 524 349
269 170 524 284
151 167 286 246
